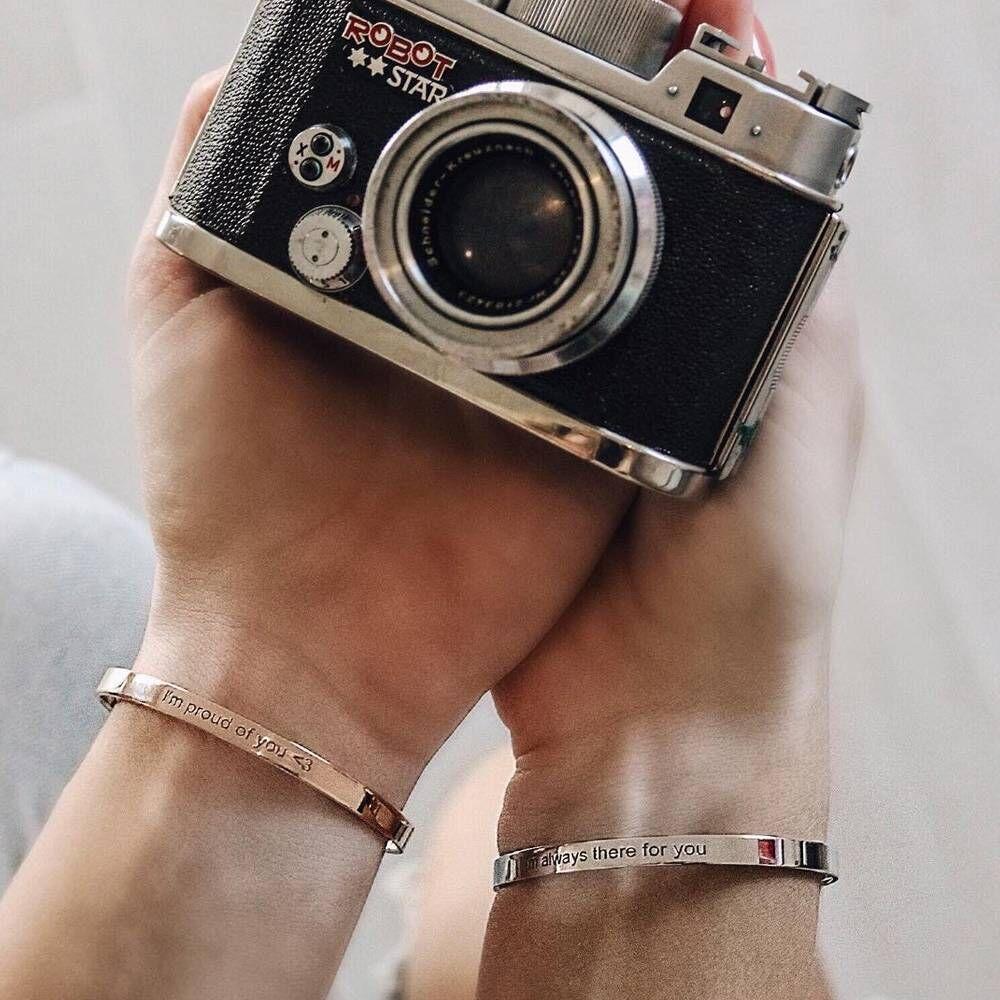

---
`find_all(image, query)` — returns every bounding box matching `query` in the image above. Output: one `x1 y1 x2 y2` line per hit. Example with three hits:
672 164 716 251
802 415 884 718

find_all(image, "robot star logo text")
343 12 457 105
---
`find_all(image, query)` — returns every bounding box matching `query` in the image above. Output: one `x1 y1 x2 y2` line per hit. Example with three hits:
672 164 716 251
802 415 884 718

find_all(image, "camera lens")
299 157 323 182
407 134 586 318
364 83 662 374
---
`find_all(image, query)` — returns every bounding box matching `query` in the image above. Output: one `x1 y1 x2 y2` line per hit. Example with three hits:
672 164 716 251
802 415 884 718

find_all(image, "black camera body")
162 0 869 495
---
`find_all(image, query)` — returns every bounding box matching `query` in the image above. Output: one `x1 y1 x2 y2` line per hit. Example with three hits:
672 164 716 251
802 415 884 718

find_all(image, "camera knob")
288 125 357 190
288 206 367 293
506 0 681 78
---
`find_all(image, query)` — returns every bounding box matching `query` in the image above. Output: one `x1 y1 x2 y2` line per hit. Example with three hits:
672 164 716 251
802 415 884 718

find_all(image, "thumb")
127 68 228 346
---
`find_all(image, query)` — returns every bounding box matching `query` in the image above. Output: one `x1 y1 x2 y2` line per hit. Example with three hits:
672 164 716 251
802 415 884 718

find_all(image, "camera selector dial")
505 0 681 78
288 206 366 293
288 125 357 190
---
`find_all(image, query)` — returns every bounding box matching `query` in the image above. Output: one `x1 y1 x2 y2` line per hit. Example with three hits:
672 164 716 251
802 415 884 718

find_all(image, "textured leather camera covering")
173 0 353 238
171 0 829 468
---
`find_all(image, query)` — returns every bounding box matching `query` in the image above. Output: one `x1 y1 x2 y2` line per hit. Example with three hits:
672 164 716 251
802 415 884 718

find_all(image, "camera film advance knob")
288 206 366 293
505 0 682 78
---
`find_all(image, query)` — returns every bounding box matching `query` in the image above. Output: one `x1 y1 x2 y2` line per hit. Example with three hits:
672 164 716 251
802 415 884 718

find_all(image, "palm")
130 272 631 753
495 281 863 751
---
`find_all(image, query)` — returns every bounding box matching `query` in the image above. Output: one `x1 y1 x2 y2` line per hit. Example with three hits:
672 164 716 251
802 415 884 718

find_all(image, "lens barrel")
364 82 662 375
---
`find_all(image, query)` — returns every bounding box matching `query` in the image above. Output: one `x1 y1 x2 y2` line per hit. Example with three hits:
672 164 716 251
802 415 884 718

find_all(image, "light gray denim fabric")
0 449 154 888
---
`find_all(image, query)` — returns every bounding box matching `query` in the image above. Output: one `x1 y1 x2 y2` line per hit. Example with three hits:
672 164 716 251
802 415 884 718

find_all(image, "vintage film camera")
159 0 869 496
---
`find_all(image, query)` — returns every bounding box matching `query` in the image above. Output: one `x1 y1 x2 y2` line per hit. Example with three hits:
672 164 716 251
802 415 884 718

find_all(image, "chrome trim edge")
156 210 711 498
387 0 860 206
714 213 848 476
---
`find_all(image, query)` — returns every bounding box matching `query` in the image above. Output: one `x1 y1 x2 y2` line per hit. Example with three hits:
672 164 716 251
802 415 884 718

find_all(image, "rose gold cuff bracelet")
97 667 413 853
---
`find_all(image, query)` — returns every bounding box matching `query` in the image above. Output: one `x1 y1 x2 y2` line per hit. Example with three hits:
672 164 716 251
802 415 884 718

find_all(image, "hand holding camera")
5 1 863 997
129 64 634 799
131 0 865 798
162 0 867 495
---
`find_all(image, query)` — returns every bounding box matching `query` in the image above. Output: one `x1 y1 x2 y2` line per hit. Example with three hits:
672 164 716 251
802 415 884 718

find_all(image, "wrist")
483 716 830 1000
0 682 395 1000
499 726 828 856
137 596 425 805
497 636 830 853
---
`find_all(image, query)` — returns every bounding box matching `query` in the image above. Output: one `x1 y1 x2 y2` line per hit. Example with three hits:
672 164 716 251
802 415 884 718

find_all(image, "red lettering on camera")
369 21 393 47
342 11 458 81
386 34 411 64
342 12 370 45
410 41 435 69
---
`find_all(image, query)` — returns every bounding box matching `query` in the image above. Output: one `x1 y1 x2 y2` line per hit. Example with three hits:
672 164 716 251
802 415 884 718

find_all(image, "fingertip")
676 0 755 57
182 68 228 134
812 267 860 342
140 65 227 240
171 67 227 176
164 67 227 191
753 15 777 76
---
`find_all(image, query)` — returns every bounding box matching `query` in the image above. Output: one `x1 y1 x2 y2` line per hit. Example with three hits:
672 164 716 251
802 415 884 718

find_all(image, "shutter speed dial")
288 206 367 293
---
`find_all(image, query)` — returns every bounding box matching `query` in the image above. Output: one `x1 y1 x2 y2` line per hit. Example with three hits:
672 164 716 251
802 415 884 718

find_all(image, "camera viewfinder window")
686 78 742 134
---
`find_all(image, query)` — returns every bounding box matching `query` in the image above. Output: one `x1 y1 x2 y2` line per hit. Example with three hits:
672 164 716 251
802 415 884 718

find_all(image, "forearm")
481 867 828 1000
0 635 418 1000
479 636 832 1000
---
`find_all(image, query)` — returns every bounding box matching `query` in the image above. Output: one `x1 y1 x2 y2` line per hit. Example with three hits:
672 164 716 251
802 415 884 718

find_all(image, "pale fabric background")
1 1 998 998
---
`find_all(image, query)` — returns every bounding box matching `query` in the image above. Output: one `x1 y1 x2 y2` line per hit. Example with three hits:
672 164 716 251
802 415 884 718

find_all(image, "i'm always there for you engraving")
523 839 712 874
494 835 838 888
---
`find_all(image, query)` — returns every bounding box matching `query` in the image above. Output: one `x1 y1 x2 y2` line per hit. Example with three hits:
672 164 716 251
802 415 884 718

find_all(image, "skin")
0 63 628 1000
0 0 861 997
122 72 646 803
493 0 861 827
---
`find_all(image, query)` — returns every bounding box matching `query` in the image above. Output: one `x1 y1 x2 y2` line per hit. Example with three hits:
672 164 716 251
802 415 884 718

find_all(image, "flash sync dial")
506 0 682 78
288 206 366 293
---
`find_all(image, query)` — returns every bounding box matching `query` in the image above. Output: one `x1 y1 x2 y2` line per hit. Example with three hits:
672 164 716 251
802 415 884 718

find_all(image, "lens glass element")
407 133 587 319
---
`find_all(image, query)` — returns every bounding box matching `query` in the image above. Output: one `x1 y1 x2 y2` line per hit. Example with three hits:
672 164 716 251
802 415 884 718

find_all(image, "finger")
787 267 863 448
673 0 755 57
127 68 228 341
755 266 864 508
753 15 776 76
145 69 228 238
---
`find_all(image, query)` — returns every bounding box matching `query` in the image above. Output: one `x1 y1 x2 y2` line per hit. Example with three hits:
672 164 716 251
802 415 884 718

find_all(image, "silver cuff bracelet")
494 835 838 889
